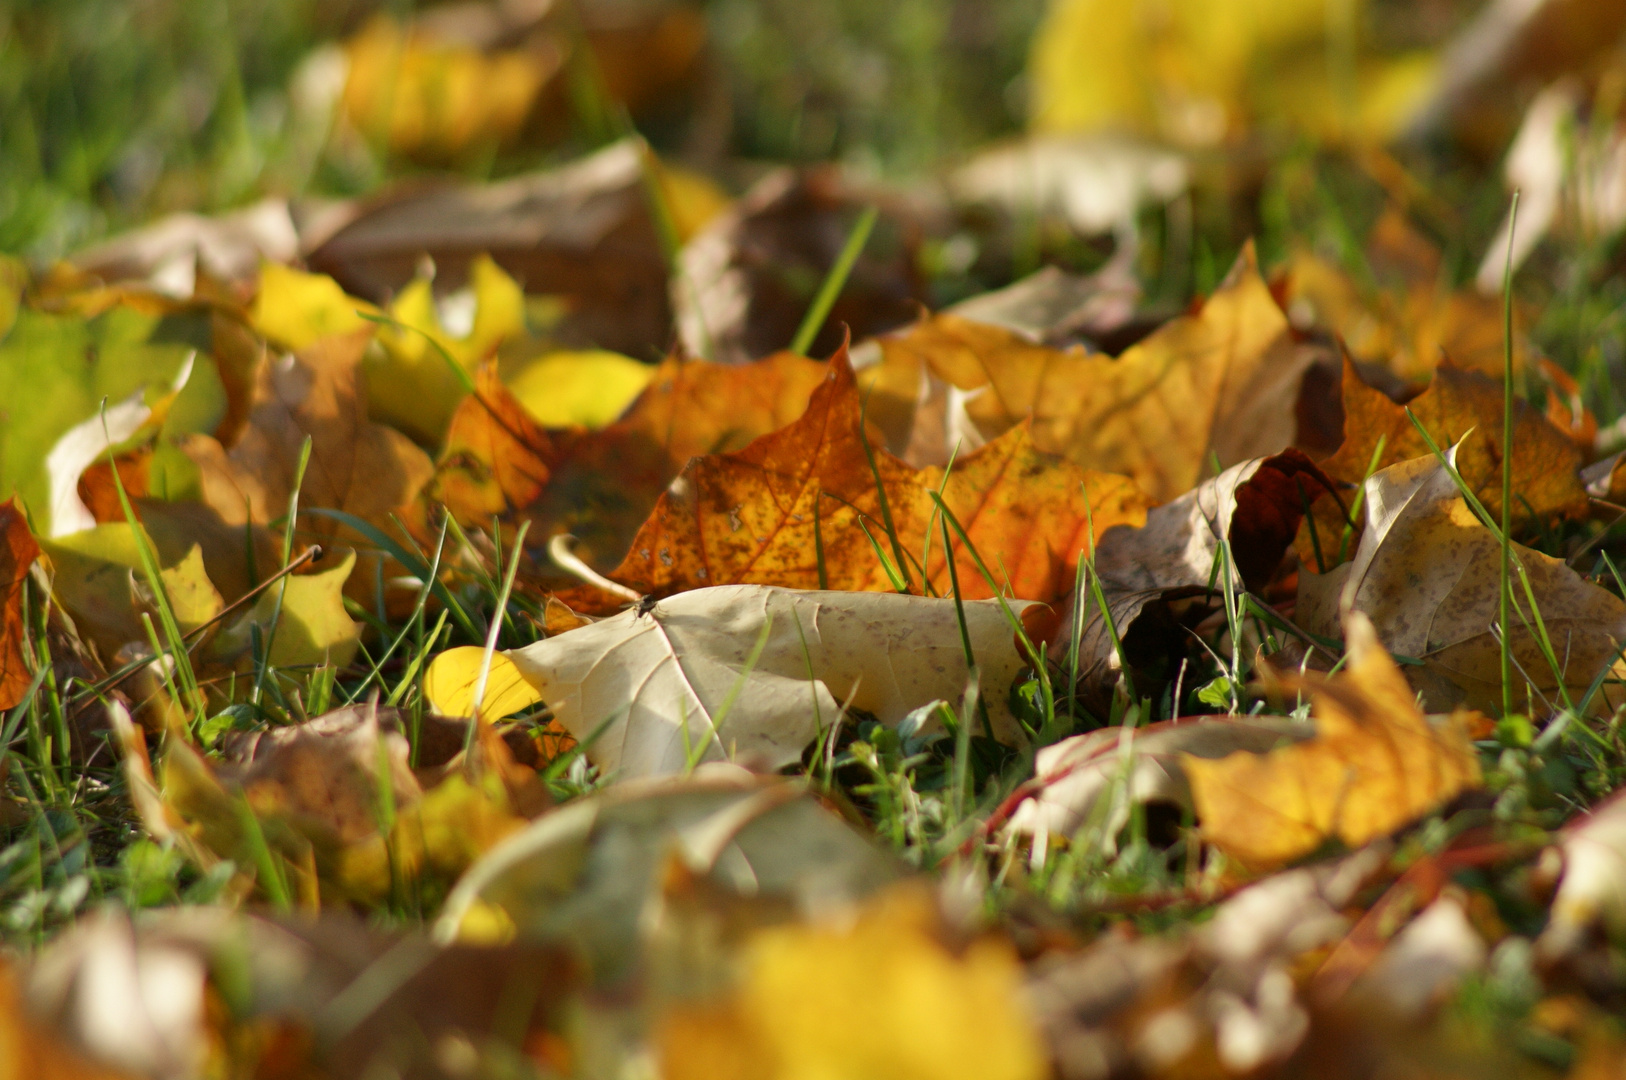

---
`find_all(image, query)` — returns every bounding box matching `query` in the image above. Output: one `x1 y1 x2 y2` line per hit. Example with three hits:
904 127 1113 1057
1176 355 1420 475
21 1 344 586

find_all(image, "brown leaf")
183 329 434 536
306 139 677 359
675 168 927 364
1048 451 1334 711
872 241 1316 502
1184 612 1483 868
1298 450 1626 715
592 348 1147 608
1313 358 1587 542
431 350 830 575
0 498 41 710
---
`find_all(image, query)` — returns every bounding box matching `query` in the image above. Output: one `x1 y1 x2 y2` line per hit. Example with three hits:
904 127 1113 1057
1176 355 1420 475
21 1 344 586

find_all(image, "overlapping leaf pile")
9 1 1626 1078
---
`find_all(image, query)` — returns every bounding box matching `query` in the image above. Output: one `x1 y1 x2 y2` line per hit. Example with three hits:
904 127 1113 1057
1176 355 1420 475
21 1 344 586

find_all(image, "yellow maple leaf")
1184 611 1483 868
658 884 1045 1080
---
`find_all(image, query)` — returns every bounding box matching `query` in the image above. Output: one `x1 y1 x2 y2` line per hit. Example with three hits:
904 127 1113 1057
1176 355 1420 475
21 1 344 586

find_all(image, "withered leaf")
1298 450 1626 715
184 330 434 535
596 349 1147 607
871 241 1316 503
1184 612 1483 868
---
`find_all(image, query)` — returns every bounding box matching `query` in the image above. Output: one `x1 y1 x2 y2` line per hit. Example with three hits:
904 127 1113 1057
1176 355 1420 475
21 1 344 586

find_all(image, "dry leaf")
1029 0 1437 147
184 330 434 535
675 168 926 364
874 243 1316 503
657 884 1045 1080
1279 209 1529 383
1184 612 1483 868
1536 789 1626 963
1050 451 1333 710
502 584 1034 778
1316 357 1588 528
0 500 39 711
431 350 828 574
69 198 298 298
1008 716 1310 843
1298 450 1626 715
306 139 680 359
595 349 1147 607
436 769 902 985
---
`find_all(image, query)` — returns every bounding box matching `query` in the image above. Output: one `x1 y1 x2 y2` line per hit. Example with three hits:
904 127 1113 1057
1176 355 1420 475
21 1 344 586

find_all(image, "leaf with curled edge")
1297 450 1626 716
867 242 1318 503
1047 450 1335 714
1184 612 1483 869
503 584 1035 779
582 348 1147 611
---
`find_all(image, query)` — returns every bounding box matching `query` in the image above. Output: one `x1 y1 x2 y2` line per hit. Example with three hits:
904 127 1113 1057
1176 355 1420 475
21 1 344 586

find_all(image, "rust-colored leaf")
591 349 1148 609
431 350 830 574
1 499 41 710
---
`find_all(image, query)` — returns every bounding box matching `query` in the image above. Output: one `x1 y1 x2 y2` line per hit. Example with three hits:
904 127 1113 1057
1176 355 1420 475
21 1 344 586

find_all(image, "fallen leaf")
1298 450 1626 715
1279 209 1530 383
436 769 902 985
2 945 157 1080
1007 716 1310 843
873 243 1317 503
0 500 40 711
1029 0 1437 147
248 262 378 352
430 350 829 575
1536 789 1626 964
183 330 434 536
306 139 678 359
0 298 225 534
341 14 557 162
657 883 1045 1080
159 703 525 905
505 349 653 428
1316 357 1588 528
1049 450 1334 710
1184 611 1483 868
675 168 926 364
209 549 363 671
595 349 1147 606
501 584 1034 778
69 198 298 298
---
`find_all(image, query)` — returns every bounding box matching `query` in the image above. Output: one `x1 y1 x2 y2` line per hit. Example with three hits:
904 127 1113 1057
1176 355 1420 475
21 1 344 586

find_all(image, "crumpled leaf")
183 330 434 536
1030 0 1437 147
430 350 826 574
436 768 902 986
1007 716 1310 844
1315 359 1588 528
657 883 1045 1080
593 349 1148 607
1184 612 1483 868
0 499 40 711
872 243 1317 503
1048 450 1333 711
1299 450 1626 716
155 703 527 905
502 584 1034 778
69 198 298 298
